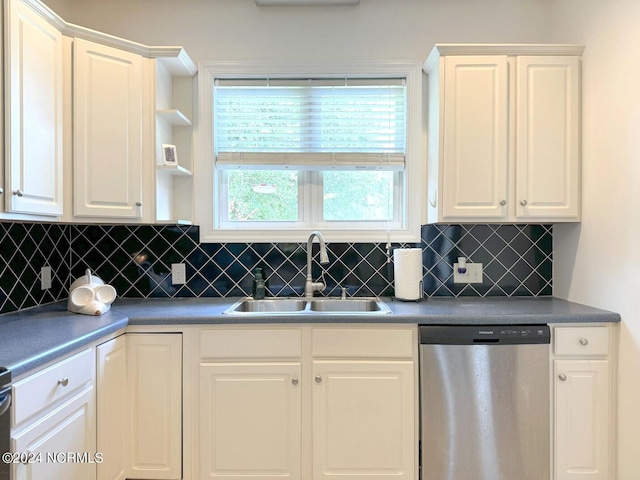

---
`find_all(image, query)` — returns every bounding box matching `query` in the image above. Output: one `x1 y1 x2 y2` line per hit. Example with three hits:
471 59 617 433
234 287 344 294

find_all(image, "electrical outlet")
41 266 52 290
453 262 483 284
171 263 186 285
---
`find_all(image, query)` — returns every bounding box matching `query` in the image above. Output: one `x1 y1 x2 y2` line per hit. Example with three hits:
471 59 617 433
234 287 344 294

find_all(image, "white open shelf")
156 109 192 127
155 219 193 225
153 48 196 224
157 164 192 176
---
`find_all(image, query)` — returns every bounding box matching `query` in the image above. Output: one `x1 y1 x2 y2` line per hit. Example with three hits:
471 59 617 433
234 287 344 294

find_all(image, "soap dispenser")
252 268 266 299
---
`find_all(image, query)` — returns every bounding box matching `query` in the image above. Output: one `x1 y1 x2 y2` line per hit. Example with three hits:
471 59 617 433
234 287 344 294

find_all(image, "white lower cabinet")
12 321 620 480
312 360 414 480
96 335 127 480
552 325 615 480
96 333 182 480
127 333 182 480
11 348 96 480
311 327 416 480
199 362 302 479
198 326 417 480
12 389 96 480
198 328 302 480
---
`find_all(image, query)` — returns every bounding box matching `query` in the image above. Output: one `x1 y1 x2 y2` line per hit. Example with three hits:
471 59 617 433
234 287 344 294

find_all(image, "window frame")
196 61 425 243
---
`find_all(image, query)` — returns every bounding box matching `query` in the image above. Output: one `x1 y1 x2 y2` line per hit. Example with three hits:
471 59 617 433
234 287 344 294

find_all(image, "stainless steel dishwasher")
419 325 550 480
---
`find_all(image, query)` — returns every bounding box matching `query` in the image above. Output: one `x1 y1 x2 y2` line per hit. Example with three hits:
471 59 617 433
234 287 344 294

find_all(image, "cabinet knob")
13 189 23 197
315 375 322 383
0 187 4 195
291 377 299 385
558 374 567 382
136 201 143 207
579 338 589 346
57 377 69 387
520 200 528 206
500 199 506 206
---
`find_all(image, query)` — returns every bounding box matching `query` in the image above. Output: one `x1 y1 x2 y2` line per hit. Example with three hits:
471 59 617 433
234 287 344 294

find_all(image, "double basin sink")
224 297 391 315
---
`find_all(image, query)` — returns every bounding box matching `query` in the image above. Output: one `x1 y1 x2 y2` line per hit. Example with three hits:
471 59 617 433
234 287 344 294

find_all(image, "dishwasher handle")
419 325 550 345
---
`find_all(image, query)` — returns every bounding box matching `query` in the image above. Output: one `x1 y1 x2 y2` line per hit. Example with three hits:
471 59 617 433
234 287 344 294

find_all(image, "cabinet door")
199 362 302 480
555 359 610 480
312 360 415 480
5 0 63 216
73 38 143 218
516 56 580 220
12 388 96 480
441 55 509 219
96 335 127 480
127 334 182 480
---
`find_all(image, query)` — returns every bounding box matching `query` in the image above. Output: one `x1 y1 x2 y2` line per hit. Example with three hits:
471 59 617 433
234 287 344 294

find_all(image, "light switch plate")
172 263 186 285
41 266 52 290
453 262 483 284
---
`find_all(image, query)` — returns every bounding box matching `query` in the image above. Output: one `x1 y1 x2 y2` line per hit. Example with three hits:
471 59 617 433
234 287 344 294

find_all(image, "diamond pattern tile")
0 223 71 314
0 222 553 315
422 224 553 297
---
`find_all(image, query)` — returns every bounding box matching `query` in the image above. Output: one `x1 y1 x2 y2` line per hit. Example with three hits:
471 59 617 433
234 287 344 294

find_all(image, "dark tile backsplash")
0 222 553 315
421 224 552 297
0 222 71 313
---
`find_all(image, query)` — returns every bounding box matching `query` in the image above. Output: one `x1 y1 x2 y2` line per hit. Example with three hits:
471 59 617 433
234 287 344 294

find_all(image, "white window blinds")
214 78 406 171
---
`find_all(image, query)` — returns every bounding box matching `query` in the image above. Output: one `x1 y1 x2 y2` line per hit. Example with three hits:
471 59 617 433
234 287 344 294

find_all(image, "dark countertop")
0 296 620 378
0 303 128 378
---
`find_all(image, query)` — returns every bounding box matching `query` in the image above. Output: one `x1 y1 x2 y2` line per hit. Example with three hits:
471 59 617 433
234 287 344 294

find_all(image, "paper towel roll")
393 248 423 300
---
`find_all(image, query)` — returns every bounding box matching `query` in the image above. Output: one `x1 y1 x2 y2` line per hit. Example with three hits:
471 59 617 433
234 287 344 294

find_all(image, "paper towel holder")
392 247 425 302
392 280 425 303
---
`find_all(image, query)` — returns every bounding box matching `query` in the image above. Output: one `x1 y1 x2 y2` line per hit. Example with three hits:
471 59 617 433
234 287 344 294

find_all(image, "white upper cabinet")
440 55 509 219
424 44 583 223
515 56 581 219
3 0 195 224
73 38 145 219
4 0 64 216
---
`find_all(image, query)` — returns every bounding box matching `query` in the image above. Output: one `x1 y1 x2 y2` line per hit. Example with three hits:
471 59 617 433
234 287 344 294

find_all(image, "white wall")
551 1 640 478
42 0 552 63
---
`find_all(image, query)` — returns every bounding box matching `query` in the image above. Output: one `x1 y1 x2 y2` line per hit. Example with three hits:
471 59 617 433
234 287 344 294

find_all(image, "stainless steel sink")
223 297 390 315
309 298 391 313
225 298 307 313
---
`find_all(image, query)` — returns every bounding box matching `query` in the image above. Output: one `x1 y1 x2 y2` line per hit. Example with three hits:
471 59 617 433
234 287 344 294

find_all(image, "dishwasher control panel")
419 324 550 345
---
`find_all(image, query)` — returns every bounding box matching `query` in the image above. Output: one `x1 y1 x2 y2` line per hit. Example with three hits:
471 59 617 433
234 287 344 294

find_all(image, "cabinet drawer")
312 327 415 358
13 348 94 425
554 327 609 356
200 328 302 359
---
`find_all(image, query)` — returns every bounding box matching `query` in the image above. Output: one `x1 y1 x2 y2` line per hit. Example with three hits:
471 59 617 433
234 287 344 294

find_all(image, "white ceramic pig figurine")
68 269 117 316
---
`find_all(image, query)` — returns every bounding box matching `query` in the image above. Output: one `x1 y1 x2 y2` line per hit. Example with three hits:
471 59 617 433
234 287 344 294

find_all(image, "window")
197 62 424 242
